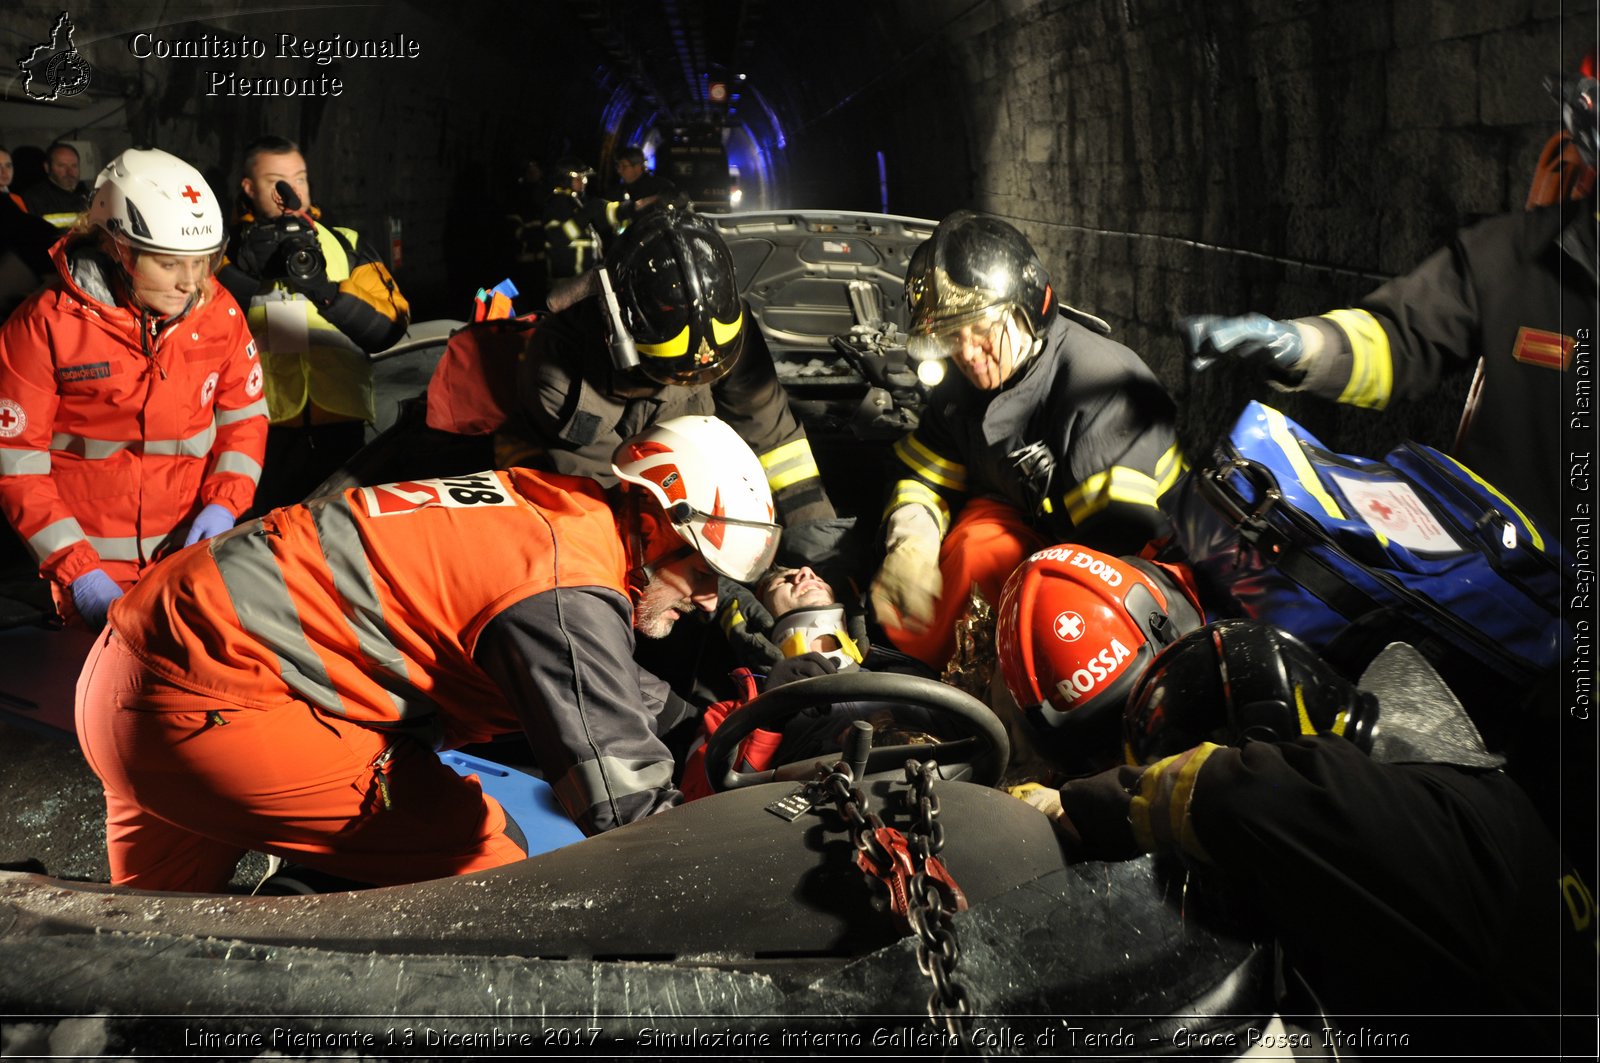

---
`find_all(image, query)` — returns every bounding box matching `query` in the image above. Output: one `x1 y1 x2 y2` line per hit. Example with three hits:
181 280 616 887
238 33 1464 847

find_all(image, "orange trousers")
75 629 526 892
880 497 1046 670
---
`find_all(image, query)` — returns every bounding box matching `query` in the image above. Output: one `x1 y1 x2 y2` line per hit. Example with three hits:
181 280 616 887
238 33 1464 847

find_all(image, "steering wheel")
703 671 1010 793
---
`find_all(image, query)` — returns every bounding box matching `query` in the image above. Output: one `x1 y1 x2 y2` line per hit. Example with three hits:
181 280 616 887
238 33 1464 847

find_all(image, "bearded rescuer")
870 210 1181 668
0 148 267 631
75 416 780 892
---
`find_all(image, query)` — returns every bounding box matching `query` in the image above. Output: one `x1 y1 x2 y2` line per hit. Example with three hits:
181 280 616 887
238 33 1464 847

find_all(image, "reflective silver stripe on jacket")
215 399 269 426
28 516 87 561
50 434 130 460
212 450 263 482
51 423 216 459
0 448 50 475
211 495 441 721
144 423 216 458
552 756 674 816
86 533 171 562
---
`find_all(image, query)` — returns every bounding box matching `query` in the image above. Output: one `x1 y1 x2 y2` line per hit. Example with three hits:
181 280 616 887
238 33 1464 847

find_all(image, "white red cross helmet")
89 148 226 255
611 415 780 582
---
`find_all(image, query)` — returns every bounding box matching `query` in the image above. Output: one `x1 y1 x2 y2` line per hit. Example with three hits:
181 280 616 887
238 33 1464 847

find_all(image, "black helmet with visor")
606 208 746 387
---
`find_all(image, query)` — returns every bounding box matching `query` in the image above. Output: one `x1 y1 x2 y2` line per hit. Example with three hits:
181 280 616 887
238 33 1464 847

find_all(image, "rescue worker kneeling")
74 415 781 892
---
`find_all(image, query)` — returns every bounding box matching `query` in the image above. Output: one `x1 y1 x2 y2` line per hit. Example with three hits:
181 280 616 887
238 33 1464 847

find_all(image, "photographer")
218 135 409 513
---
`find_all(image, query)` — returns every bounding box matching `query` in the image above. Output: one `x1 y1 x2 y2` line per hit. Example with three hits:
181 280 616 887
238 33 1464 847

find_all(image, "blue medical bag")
1161 402 1568 697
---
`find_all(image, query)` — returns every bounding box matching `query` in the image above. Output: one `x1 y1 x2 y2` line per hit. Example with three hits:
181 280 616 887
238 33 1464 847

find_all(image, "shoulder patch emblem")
1512 327 1572 370
0 399 26 438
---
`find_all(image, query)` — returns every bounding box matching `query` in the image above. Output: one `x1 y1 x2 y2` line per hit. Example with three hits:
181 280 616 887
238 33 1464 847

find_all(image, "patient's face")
758 565 834 616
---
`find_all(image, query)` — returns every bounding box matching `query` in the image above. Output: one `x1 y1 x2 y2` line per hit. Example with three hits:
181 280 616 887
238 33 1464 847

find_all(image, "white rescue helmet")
89 148 226 256
611 415 781 582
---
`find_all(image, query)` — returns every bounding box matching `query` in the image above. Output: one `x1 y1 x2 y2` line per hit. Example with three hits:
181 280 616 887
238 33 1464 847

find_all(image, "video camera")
244 179 325 284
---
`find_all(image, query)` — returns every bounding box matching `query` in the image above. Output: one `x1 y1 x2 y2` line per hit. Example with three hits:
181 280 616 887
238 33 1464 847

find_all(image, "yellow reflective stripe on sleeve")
636 324 690 359
882 478 951 537
1262 406 1346 522
758 437 821 492
720 600 745 638
1130 741 1218 861
892 434 967 492
1153 444 1187 496
1322 308 1394 410
1439 452 1545 551
1061 466 1161 525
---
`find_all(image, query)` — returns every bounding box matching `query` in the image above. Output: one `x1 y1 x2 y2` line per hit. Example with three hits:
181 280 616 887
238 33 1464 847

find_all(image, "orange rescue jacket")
112 468 629 749
0 237 268 588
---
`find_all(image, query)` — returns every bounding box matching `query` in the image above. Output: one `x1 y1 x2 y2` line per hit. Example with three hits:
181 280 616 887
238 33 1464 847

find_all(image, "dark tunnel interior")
2 0 1591 458
0 4 1596 1049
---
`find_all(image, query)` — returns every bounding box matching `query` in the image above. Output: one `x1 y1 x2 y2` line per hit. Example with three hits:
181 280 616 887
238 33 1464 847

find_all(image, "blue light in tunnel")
877 150 888 214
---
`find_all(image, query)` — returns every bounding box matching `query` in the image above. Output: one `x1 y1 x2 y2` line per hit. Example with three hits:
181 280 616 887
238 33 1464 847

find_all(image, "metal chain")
804 760 984 1056
901 759 979 1054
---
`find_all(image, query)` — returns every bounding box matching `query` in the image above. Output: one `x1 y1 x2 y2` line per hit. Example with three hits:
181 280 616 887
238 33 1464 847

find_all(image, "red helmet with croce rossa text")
996 545 1204 754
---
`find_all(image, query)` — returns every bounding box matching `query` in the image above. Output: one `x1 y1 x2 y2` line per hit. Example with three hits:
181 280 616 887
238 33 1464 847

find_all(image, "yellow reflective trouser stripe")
1062 466 1161 526
1153 444 1187 496
1439 452 1545 551
0 448 49 475
892 433 966 492
1262 405 1348 524
882 479 951 537
1323 308 1393 410
759 437 821 492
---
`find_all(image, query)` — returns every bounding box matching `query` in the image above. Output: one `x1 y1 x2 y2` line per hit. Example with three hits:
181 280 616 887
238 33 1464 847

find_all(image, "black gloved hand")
763 651 838 691
285 271 340 308
718 576 782 668
1055 764 1147 863
1180 313 1308 383
231 222 289 279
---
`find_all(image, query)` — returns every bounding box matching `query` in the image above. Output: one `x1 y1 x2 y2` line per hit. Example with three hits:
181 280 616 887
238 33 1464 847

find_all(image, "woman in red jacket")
0 148 268 630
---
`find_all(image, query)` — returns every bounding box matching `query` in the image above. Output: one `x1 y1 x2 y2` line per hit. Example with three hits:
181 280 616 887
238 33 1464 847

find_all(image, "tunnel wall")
805 0 1596 456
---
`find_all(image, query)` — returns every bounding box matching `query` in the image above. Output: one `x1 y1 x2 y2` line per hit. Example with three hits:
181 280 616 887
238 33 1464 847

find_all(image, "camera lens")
285 247 321 282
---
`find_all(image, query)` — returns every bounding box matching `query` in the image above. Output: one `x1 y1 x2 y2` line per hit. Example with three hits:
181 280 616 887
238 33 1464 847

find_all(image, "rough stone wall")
888 0 1597 456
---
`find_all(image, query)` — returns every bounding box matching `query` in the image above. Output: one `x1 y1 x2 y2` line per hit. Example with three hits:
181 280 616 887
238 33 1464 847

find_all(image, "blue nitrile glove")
184 503 236 546
1181 313 1308 383
70 569 124 632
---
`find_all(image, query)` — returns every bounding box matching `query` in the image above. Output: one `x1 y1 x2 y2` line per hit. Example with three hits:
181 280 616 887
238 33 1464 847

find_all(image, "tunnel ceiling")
564 0 917 146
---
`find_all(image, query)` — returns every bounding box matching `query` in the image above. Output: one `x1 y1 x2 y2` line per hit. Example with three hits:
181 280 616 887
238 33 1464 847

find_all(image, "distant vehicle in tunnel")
658 123 734 212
